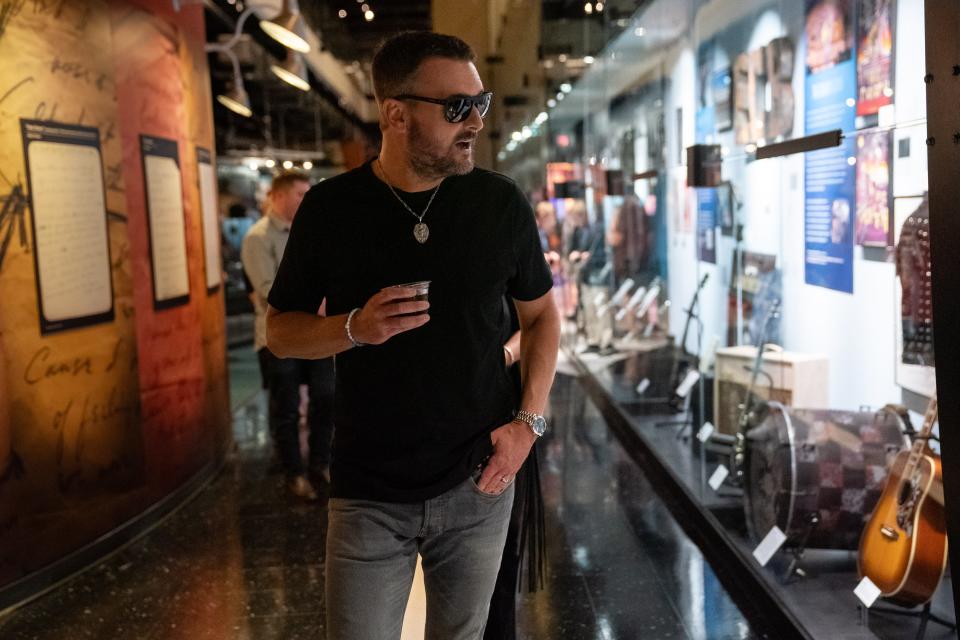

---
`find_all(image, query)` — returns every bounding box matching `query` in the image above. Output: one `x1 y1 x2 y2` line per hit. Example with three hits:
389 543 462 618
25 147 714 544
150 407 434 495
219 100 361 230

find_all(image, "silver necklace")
377 159 441 244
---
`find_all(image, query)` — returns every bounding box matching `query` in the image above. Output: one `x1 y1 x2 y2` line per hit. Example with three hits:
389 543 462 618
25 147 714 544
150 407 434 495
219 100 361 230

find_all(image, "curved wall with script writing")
0 0 230 606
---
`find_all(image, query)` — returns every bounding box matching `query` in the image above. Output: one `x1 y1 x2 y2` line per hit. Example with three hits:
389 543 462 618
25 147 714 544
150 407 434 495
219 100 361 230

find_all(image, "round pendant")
413 222 429 244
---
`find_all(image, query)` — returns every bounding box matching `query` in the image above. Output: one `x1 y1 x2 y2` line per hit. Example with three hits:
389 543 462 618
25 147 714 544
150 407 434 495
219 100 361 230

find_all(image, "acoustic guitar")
858 394 948 607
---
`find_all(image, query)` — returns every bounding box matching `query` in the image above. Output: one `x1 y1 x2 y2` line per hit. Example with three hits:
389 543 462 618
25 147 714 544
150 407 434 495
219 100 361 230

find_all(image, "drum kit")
743 403 909 551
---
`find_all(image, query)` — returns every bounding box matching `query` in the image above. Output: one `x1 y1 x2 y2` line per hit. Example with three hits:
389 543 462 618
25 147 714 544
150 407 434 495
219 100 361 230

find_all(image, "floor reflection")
517 371 757 640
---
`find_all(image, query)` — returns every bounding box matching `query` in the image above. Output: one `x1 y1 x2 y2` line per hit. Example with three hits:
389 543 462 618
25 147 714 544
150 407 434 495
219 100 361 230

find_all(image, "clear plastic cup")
391 281 430 316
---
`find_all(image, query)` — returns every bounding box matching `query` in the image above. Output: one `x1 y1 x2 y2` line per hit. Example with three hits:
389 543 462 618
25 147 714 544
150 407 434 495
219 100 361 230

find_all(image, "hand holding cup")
350 281 430 345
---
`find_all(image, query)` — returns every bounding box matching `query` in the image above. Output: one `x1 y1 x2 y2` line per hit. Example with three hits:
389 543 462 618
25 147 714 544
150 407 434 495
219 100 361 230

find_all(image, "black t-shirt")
268 160 552 502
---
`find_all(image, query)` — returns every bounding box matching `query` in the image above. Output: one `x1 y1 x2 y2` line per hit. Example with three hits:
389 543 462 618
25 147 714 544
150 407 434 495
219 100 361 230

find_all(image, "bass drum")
745 403 909 550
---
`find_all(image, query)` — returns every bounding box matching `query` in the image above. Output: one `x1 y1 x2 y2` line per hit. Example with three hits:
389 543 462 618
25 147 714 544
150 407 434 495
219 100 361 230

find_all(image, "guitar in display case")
858 394 948 607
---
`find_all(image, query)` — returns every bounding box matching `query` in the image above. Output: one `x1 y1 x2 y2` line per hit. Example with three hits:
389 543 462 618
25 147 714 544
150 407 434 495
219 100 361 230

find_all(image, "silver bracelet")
345 308 366 348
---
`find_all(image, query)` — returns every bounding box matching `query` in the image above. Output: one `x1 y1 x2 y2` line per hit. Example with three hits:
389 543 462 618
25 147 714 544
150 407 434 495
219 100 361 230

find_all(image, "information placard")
803 0 857 293
196 147 221 293
141 135 190 309
21 120 114 334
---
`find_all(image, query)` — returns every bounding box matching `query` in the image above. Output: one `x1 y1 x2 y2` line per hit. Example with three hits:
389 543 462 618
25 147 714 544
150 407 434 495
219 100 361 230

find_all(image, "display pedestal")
861 602 957 640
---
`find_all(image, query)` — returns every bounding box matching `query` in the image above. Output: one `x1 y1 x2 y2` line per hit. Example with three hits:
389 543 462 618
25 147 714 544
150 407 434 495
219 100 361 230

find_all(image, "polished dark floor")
0 347 757 639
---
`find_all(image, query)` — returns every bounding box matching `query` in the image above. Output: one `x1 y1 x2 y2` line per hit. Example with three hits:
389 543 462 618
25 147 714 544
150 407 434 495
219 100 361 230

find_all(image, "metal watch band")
514 409 540 425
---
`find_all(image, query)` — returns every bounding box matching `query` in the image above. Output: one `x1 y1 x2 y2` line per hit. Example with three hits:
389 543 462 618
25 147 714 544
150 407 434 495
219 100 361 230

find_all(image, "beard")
407 118 475 180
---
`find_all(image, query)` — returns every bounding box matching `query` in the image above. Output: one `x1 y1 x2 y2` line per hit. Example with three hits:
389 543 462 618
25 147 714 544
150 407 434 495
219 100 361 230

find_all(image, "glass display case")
500 0 954 636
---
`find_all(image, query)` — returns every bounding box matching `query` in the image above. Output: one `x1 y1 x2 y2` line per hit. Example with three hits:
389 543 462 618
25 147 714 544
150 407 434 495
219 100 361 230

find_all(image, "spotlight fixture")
584 55 594 64
338 9 347 18
303 160 313 170
217 84 252 117
595 2 604 11
558 54 567 63
364 9 374 21
634 26 646 36
271 50 310 91
547 98 557 108
584 2 593 14
361 3 369 10
214 49 252 117
260 0 310 53
560 82 572 93
265 159 276 168
283 160 294 169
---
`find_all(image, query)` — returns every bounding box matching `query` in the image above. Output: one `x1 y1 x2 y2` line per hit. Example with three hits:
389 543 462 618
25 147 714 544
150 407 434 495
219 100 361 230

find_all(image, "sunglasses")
392 92 493 123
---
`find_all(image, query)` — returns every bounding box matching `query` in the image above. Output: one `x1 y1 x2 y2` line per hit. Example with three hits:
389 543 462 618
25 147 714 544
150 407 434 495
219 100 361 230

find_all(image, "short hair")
371 31 476 103
270 169 310 193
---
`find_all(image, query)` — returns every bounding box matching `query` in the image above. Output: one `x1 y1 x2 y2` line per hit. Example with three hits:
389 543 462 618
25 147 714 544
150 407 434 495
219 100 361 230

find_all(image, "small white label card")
708 464 729 491
636 378 651 395
752 526 787 566
697 422 716 443
676 370 701 398
854 577 882 608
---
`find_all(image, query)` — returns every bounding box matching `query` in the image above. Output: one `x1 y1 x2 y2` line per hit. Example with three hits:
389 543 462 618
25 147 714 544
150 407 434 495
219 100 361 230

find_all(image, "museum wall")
648 0 927 411
0 0 229 595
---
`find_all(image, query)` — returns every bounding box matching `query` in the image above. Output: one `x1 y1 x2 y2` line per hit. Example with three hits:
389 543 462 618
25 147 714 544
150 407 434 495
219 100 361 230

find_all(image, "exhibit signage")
141 134 190 309
21 120 115 333
803 0 857 293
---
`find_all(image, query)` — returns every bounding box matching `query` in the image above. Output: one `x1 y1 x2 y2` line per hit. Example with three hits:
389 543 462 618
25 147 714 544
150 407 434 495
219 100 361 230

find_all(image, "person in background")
561 200 593 319
536 200 565 314
242 170 335 501
535 200 561 256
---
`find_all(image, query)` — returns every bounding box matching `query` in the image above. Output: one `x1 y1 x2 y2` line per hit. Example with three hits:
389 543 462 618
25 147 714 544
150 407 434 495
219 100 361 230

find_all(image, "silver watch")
514 410 547 437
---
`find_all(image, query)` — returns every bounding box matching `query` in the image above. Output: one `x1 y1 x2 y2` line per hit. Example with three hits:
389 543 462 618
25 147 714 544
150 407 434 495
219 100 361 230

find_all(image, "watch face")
532 416 547 436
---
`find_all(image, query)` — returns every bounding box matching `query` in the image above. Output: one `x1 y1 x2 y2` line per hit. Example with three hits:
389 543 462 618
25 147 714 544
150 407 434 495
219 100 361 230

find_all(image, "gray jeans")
325 475 515 640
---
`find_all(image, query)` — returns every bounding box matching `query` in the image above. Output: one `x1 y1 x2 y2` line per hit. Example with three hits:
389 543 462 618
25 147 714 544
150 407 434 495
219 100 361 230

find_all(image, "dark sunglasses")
392 92 493 123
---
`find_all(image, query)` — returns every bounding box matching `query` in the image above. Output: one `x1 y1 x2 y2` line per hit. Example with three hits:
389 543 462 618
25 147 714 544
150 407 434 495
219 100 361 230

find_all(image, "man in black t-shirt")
266 32 560 640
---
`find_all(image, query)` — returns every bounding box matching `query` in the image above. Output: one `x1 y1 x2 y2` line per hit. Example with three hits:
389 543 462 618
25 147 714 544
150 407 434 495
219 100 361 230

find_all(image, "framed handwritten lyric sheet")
20 120 115 334
196 147 221 293
141 135 190 309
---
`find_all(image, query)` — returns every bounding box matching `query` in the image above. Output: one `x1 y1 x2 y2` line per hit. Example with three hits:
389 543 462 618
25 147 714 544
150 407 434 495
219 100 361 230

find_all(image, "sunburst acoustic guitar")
858 394 948 607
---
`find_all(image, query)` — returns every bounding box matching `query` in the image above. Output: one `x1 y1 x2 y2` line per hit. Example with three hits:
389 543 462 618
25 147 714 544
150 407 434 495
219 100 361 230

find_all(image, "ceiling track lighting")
206 2 314 118
206 39 252 117
271 50 311 91
260 0 311 53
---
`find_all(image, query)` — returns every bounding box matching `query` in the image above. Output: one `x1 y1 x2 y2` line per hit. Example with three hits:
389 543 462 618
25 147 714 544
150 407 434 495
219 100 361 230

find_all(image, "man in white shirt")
242 170 333 500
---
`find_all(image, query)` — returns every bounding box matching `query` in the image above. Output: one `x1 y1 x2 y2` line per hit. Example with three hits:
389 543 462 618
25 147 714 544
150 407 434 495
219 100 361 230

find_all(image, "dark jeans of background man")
260 349 335 477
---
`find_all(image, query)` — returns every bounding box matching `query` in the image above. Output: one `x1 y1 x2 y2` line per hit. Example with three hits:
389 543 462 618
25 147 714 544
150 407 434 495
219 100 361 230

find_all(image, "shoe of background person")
287 475 318 501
